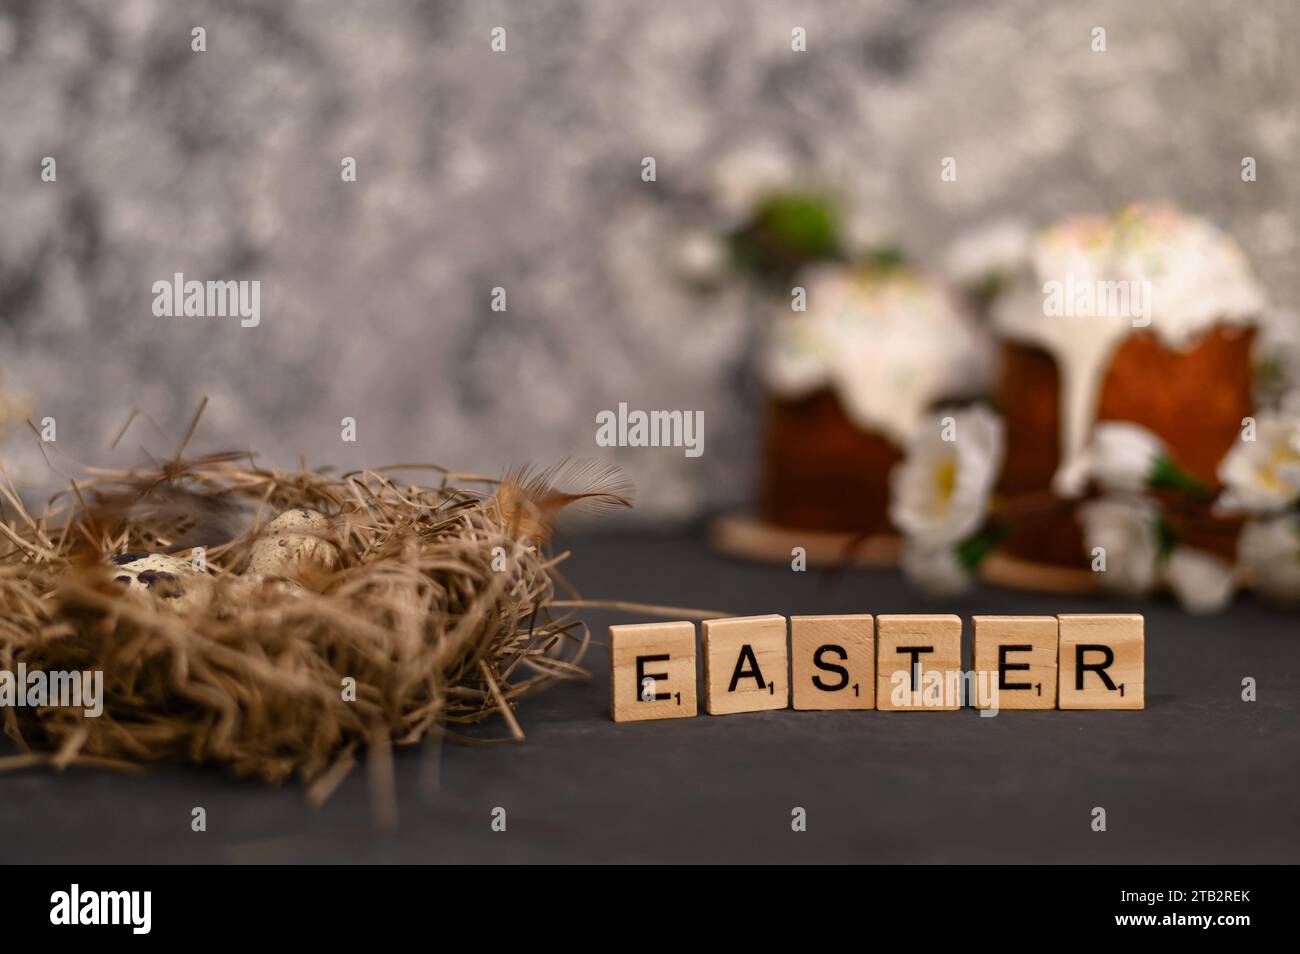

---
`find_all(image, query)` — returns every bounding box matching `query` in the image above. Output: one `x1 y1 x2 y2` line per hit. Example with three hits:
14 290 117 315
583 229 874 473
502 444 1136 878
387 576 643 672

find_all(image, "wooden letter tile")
702 615 789 715
971 616 1058 710
875 615 962 711
1058 614 1144 709
790 615 875 710
609 622 698 722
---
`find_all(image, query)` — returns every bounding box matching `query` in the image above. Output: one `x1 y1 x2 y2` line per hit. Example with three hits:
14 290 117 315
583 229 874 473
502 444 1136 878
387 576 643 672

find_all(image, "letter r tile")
1058 614 1144 709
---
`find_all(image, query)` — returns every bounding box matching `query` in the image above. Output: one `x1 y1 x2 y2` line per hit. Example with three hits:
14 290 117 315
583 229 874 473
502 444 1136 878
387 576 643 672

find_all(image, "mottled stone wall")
1 0 1296 520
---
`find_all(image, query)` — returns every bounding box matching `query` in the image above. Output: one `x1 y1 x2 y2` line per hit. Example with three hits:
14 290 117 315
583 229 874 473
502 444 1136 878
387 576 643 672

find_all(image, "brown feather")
494 459 634 542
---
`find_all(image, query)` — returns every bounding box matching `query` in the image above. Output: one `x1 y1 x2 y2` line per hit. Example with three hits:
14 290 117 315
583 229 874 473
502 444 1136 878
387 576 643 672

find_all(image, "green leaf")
729 191 844 281
955 521 1010 572
1149 455 1211 500
754 193 841 258
866 245 907 270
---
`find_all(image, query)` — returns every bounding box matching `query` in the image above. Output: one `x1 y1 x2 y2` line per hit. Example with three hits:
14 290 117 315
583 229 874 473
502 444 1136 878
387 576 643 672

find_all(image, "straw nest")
0 420 631 793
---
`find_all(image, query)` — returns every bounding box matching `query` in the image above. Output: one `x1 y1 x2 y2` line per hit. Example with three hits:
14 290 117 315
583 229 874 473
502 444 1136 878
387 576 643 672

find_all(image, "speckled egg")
107 551 213 612
225 572 307 608
246 508 341 579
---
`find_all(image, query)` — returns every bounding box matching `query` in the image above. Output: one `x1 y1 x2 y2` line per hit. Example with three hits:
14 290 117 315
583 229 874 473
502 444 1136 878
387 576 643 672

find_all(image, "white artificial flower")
1056 421 1166 497
1216 411 1300 513
890 406 1005 548
1237 515 1300 606
1078 496 1162 595
900 540 971 596
1164 548 1236 615
942 219 1031 287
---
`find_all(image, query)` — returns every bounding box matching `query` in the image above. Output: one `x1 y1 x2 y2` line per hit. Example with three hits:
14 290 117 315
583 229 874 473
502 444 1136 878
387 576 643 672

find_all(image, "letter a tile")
702 615 788 715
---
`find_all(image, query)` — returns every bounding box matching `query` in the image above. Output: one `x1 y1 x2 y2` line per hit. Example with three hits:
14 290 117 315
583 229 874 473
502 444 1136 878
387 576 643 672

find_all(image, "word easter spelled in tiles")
609 614 1144 721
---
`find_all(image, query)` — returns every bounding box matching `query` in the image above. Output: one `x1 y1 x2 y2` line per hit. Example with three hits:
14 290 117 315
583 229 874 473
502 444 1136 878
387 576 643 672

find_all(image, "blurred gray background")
1 0 1297 519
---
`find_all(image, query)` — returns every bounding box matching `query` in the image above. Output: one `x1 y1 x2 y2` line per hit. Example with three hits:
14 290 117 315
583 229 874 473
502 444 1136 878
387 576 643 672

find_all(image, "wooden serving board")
708 512 900 568
712 513 1106 595
978 551 1102 595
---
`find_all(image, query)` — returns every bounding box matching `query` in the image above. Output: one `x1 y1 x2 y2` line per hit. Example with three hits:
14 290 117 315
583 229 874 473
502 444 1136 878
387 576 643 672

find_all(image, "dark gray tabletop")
3 531 1297 864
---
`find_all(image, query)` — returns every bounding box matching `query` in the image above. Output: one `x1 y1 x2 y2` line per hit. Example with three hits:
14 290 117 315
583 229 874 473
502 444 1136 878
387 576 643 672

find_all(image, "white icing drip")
994 206 1265 496
763 265 991 446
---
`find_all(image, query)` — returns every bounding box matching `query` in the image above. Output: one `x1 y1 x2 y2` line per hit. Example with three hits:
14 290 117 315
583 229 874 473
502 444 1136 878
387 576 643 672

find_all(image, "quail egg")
246 508 341 579
107 551 213 613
